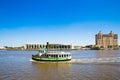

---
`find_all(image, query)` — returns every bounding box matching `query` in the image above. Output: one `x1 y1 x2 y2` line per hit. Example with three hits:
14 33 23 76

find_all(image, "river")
0 50 120 80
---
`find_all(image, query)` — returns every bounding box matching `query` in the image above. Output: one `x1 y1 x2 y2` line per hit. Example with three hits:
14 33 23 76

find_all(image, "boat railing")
47 51 71 54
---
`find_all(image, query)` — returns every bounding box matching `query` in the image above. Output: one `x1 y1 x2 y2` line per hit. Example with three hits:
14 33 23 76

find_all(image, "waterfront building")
95 31 118 48
0 46 6 50
25 42 72 50
73 46 82 50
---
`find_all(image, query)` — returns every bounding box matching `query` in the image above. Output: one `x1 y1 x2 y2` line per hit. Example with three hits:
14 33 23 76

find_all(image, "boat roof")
38 48 47 51
45 51 71 55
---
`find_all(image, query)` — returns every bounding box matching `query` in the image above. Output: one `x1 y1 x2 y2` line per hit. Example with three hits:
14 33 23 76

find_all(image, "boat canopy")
38 48 48 54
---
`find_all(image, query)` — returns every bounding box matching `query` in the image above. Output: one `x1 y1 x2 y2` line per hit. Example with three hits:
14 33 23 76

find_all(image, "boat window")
44 54 46 57
64 55 66 57
53 55 57 58
69 54 71 56
48 55 51 58
67 54 68 57
62 55 63 57
51 55 53 57
59 55 61 57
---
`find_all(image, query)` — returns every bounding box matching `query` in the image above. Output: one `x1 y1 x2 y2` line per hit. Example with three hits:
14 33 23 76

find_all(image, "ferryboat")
32 48 72 61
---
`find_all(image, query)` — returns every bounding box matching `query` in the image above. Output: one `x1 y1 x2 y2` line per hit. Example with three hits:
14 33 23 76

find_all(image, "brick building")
95 31 118 48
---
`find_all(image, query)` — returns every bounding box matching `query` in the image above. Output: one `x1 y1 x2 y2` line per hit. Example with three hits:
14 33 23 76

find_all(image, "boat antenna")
46 42 49 50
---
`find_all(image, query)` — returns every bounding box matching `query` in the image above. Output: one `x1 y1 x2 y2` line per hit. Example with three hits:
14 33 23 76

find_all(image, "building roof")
102 34 113 37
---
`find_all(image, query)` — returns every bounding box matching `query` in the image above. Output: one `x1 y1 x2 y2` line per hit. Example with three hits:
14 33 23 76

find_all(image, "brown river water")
0 50 120 80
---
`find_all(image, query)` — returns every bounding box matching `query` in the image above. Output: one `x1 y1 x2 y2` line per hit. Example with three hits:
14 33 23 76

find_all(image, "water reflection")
96 50 119 58
31 62 72 80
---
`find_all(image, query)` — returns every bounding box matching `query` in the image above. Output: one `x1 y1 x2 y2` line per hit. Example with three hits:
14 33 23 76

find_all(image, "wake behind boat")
32 48 72 61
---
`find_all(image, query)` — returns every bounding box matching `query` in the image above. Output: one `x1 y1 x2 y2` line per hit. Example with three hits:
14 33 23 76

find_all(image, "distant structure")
95 31 118 48
25 42 71 50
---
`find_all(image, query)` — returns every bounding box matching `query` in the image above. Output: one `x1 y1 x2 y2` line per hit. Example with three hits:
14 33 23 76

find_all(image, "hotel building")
95 31 118 48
